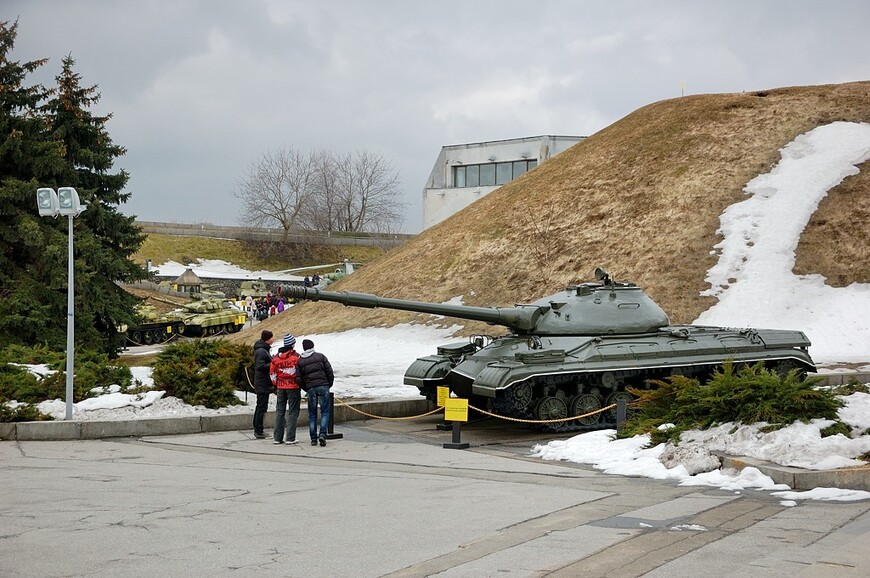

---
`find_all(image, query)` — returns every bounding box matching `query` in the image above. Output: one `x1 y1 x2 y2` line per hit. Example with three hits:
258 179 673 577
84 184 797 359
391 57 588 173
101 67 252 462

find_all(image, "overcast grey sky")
6 1 870 232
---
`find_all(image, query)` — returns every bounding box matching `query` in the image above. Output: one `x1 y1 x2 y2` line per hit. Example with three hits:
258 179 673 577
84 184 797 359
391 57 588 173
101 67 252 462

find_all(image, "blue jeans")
307 386 331 440
274 388 301 442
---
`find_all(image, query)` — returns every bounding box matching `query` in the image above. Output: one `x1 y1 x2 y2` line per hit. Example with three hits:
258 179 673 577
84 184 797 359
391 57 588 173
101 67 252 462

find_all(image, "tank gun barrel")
286 286 544 332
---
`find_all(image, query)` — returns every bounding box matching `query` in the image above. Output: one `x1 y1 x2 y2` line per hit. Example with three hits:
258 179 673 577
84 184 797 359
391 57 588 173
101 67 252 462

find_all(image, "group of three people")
252 329 335 446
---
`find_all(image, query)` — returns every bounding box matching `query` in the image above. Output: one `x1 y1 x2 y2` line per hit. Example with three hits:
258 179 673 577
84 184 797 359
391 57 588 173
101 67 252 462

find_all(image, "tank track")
491 394 620 433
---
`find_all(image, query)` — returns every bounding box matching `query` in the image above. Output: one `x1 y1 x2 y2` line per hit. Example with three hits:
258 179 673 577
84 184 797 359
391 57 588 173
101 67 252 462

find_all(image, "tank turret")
287 268 816 432
284 268 669 336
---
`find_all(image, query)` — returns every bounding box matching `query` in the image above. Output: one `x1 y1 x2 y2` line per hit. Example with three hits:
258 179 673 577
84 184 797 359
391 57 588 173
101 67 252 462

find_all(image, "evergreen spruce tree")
0 20 146 355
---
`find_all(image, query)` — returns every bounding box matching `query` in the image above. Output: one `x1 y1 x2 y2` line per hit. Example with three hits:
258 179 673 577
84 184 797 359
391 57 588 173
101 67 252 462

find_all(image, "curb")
817 371 870 386
718 453 870 492
0 399 432 441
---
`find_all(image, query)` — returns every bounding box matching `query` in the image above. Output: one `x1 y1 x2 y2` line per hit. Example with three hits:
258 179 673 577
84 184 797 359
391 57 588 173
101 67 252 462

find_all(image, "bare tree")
233 146 314 242
237 146 405 236
302 149 342 231
332 150 405 232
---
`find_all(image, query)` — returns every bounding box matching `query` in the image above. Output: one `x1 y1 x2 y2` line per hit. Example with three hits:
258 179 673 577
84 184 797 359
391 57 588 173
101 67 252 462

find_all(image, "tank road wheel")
535 396 568 422
774 360 807 381
569 393 603 426
143 330 155 345
159 329 169 343
605 391 636 421
510 381 533 411
130 331 142 344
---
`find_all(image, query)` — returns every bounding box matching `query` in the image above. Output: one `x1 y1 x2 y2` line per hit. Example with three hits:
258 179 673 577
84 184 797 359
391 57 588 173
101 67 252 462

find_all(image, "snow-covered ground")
8 121 870 503
152 258 304 282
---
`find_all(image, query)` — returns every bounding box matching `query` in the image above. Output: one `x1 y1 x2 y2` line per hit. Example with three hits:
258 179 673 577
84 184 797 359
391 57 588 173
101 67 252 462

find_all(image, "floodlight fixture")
57 187 86 216
37 187 60 217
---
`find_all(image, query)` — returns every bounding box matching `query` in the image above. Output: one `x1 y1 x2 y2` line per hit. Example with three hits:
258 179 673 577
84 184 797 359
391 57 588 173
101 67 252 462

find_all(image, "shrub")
620 361 844 441
820 421 852 438
0 344 63 366
0 345 133 405
830 380 870 396
0 403 53 422
151 339 249 409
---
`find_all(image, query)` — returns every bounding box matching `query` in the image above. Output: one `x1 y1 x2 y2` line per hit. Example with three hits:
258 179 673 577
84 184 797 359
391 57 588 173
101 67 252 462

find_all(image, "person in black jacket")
252 330 275 439
297 338 334 446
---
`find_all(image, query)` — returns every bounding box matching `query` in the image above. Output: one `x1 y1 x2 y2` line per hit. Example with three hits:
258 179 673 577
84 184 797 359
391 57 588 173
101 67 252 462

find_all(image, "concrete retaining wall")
2 399 432 441
720 454 870 492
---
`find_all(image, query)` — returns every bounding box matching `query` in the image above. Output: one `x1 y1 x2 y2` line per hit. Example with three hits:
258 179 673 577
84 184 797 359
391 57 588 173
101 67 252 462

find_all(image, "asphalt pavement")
2 415 869 577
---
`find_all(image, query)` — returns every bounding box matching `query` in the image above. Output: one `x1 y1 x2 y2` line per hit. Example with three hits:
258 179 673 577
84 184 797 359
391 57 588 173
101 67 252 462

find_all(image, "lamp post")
36 187 86 420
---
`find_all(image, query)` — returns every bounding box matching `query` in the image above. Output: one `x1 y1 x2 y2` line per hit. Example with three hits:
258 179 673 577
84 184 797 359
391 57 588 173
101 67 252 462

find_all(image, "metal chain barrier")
331 395 621 425
333 396 445 420
468 403 617 424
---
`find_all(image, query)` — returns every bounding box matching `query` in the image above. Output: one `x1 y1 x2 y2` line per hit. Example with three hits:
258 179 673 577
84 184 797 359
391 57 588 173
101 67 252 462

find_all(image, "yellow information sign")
436 386 449 407
443 397 468 422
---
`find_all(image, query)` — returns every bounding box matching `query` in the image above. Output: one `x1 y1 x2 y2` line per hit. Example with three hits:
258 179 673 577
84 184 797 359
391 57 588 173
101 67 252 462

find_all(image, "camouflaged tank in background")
285 268 816 431
176 299 247 337
122 304 186 345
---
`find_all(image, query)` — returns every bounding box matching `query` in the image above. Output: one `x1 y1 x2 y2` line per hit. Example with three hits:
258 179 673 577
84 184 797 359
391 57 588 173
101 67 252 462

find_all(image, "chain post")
616 397 627 433
325 391 344 440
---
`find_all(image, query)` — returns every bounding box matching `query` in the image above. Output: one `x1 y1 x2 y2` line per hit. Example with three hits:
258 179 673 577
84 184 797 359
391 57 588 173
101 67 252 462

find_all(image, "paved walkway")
2 416 869 577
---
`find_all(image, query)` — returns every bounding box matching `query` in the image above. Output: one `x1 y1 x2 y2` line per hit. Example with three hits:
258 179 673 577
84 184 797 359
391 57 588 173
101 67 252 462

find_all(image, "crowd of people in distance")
244 292 286 321
302 274 321 287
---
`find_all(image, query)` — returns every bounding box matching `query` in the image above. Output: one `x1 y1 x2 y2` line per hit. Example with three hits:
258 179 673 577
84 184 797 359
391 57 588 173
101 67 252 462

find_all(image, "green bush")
820 421 852 438
620 361 844 442
0 343 64 366
830 380 870 396
0 345 133 405
151 339 249 409
0 403 53 422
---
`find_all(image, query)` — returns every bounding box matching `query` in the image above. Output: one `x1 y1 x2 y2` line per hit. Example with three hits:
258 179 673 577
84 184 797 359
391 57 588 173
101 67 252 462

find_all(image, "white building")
422 135 584 229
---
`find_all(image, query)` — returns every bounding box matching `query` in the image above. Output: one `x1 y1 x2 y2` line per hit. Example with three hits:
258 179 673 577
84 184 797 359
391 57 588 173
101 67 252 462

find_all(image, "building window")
496 162 512 185
454 166 466 187
452 159 537 189
480 164 496 186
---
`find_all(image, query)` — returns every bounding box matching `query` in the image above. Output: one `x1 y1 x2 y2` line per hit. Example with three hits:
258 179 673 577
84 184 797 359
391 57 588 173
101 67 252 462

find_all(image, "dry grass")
228 81 870 345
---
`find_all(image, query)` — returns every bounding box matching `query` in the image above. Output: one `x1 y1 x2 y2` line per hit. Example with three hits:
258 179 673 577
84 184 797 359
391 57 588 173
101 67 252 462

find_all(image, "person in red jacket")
270 334 301 444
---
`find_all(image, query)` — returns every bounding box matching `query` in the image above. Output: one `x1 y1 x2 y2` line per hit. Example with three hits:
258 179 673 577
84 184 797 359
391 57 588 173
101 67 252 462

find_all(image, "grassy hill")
230 81 870 344
133 234 385 272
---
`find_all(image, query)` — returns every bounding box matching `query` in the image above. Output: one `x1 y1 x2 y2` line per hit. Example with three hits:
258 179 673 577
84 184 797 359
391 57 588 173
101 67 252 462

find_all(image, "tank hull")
125 321 185 345
179 311 247 337
405 325 814 431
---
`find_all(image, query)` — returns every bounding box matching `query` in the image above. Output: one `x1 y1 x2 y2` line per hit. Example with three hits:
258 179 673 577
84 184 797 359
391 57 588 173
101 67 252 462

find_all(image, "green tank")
238 279 270 301
123 304 186 345
286 268 816 431
176 299 247 337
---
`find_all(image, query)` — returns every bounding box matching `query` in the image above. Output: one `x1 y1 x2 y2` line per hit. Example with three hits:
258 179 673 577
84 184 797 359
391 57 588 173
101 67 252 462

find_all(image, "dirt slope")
231 81 870 344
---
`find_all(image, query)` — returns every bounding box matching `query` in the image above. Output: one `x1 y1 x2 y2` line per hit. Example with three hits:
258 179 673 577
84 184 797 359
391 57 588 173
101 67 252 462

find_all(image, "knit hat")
283 334 296 349
302 339 314 351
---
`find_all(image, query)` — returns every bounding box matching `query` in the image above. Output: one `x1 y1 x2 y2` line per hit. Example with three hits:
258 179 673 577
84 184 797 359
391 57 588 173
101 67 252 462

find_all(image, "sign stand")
442 397 470 449
435 386 451 430
443 422 469 450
